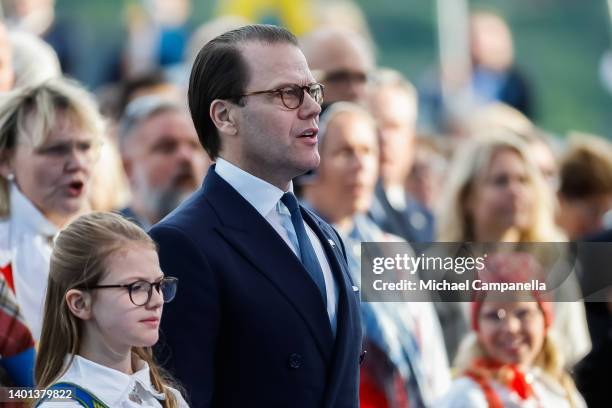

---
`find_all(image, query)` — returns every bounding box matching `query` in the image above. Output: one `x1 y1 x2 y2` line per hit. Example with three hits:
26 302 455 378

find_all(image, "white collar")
9 181 57 238
59 355 164 406
215 157 292 218
385 184 407 211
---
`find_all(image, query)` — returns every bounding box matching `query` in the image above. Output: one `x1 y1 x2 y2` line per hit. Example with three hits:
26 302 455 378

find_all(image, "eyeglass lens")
280 84 323 109
129 278 178 306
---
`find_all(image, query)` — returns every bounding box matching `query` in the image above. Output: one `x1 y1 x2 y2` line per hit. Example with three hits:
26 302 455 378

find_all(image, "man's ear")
210 99 238 136
65 289 93 320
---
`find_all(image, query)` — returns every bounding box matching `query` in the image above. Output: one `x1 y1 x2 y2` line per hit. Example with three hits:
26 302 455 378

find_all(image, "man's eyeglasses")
233 82 324 110
90 276 178 306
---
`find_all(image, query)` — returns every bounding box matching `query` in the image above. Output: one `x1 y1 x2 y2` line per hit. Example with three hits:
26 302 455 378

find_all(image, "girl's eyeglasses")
90 276 178 306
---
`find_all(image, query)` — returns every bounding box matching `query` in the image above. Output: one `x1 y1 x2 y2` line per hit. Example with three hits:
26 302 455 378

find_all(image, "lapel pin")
327 239 336 247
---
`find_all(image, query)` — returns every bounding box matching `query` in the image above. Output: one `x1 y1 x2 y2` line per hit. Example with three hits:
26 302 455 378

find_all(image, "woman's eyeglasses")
90 276 178 306
34 139 102 163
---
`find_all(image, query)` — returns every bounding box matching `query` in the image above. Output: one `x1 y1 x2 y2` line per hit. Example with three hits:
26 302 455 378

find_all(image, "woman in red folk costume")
436 253 586 408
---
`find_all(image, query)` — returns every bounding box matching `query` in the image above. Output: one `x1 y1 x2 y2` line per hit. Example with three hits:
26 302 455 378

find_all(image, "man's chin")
303 153 321 171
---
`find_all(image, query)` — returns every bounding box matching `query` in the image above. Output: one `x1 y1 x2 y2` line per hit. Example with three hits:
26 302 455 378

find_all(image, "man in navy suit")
149 25 362 408
367 69 435 243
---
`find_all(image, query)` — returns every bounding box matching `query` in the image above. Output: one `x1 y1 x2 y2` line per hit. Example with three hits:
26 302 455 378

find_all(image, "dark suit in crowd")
150 24 362 408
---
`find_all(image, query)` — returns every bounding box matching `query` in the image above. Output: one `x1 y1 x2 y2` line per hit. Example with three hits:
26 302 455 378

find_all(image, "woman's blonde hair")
436 130 560 242
0 77 105 217
35 212 180 407
89 134 131 212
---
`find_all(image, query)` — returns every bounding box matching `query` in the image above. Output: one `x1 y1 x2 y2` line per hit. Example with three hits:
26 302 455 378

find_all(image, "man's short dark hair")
188 24 298 159
559 137 612 199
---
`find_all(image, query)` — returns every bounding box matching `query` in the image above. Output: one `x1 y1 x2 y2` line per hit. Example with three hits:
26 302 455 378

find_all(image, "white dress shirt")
37 355 189 407
215 158 338 333
0 182 58 341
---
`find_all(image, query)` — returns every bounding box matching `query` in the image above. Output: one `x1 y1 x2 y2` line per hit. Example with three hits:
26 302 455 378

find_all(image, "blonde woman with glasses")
0 77 103 340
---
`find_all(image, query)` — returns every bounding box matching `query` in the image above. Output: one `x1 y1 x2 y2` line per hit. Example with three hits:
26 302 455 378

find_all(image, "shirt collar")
215 157 292 218
385 184 407 211
62 355 164 406
131 358 165 399
10 182 58 238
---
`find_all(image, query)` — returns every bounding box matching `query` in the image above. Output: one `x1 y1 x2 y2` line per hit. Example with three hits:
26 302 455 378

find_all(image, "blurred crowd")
0 0 611 407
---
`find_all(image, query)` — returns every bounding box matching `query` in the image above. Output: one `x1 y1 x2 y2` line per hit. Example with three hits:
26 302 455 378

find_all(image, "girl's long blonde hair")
35 212 180 407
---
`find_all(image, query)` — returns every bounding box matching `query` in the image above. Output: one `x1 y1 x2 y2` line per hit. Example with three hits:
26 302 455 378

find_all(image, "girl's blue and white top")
37 355 189 407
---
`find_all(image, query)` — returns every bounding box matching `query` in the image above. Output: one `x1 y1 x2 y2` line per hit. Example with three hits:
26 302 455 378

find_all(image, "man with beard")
368 69 435 242
118 95 210 228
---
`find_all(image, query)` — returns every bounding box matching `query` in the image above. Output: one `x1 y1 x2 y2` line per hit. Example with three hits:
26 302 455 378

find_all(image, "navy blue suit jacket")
369 183 435 243
149 167 362 408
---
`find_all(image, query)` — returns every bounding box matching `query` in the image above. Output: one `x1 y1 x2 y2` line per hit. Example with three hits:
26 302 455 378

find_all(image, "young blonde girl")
436 253 585 408
34 212 188 407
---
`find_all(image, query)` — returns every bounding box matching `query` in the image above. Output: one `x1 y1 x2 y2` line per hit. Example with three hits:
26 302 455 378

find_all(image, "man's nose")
175 143 197 163
352 152 367 172
347 80 366 103
298 91 322 120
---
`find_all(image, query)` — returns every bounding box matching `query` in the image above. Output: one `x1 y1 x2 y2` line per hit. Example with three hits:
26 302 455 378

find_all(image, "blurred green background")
56 0 612 138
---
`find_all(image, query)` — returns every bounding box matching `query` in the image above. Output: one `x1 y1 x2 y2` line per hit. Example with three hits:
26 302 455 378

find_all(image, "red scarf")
464 358 534 407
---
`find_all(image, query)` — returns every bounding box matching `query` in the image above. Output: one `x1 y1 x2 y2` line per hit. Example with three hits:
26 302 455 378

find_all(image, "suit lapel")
203 170 335 360
302 209 353 292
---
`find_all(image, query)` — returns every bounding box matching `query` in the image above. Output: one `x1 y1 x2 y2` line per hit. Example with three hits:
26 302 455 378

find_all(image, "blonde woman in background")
0 77 103 340
435 131 590 367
